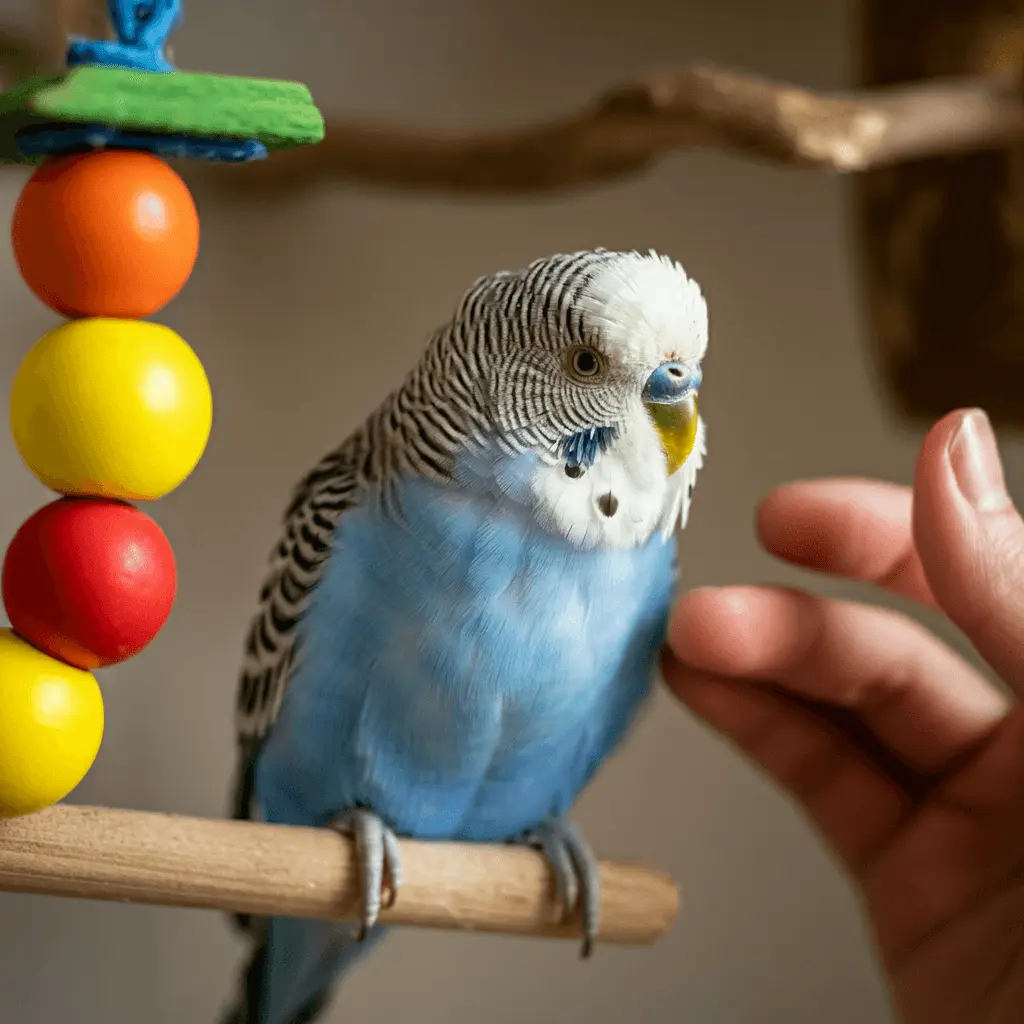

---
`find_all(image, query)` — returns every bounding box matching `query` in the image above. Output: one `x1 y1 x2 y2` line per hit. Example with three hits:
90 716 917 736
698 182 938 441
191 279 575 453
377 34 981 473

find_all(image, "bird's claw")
519 818 601 959
329 808 402 941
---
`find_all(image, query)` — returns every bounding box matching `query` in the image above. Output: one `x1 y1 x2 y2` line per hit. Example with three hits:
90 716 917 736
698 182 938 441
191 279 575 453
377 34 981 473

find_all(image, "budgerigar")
220 249 709 1024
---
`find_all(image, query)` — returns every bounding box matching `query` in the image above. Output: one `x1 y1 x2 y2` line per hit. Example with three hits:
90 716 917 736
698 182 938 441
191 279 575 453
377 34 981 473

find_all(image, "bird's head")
440 249 708 548
469 249 706 474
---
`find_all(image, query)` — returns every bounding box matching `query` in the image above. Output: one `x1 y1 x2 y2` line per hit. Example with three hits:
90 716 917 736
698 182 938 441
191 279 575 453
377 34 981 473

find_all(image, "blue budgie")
220 249 709 1024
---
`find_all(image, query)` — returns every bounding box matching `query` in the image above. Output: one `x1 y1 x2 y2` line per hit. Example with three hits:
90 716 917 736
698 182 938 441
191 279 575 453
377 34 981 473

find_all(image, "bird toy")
0 0 324 818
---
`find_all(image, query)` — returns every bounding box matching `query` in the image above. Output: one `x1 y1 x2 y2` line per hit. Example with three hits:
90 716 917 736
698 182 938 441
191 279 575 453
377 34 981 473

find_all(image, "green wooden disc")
0 65 325 164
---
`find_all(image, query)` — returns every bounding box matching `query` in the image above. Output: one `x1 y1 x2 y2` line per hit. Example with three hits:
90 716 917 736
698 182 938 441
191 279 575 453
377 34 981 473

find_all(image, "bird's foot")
328 808 403 941
517 818 600 959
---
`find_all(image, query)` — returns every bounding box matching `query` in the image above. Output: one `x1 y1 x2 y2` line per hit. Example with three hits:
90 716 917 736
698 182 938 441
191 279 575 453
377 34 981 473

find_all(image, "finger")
912 408 1024 696
757 479 935 607
667 586 1007 774
861 709 1024 963
663 655 909 871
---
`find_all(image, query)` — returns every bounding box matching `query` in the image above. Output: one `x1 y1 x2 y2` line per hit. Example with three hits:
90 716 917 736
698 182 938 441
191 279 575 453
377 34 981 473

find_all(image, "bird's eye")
570 347 601 379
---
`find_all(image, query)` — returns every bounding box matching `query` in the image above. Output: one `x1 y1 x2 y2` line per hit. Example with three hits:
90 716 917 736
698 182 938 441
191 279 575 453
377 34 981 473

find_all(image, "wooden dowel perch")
0 805 679 945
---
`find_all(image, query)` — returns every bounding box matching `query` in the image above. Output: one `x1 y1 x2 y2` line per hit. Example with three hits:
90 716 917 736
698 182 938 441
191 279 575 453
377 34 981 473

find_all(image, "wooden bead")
2 498 177 670
0 629 103 818
10 317 213 501
11 151 199 319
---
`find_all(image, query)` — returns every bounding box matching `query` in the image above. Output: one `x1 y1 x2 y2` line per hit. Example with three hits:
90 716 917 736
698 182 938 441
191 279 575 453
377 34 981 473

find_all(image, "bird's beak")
643 361 700 475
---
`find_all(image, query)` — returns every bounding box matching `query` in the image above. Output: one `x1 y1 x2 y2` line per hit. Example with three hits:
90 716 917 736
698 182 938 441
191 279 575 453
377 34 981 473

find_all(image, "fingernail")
949 409 1008 512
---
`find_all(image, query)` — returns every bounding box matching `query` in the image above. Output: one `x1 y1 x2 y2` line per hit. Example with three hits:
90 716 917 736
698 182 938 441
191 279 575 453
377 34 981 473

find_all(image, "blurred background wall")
0 0 1017 1021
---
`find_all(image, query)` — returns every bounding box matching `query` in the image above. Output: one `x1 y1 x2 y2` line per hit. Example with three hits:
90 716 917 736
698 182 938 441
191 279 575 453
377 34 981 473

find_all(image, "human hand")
663 409 1024 1023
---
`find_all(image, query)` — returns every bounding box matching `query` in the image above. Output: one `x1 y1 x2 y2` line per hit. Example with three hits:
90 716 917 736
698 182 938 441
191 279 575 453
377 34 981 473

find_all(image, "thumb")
913 407 1024 696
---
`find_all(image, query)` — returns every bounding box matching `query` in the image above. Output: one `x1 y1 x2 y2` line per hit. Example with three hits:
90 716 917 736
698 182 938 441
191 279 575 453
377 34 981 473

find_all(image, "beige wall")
0 1 1017 1021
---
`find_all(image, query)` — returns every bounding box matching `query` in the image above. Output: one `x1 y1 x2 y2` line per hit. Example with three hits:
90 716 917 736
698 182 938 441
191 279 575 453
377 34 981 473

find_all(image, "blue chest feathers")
255 462 678 842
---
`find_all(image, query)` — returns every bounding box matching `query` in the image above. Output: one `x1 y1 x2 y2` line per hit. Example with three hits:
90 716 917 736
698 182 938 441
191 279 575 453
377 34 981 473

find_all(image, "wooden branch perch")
0 805 678 944
196 64 1024 198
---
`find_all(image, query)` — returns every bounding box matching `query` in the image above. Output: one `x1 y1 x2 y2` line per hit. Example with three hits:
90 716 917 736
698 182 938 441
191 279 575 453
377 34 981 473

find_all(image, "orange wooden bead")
12 151 200 319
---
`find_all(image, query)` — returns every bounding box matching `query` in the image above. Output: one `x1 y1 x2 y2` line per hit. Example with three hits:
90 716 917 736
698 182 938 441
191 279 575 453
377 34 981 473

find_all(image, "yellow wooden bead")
10 318 213 501
0 629 104 818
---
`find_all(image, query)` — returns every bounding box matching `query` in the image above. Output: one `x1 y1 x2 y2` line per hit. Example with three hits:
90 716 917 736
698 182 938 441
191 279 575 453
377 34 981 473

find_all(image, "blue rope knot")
66 0 182 73
38 0 269 163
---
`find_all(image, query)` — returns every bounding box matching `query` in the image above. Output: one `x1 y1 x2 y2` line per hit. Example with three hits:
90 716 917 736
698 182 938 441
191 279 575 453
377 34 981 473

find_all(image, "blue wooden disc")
16 124 268 163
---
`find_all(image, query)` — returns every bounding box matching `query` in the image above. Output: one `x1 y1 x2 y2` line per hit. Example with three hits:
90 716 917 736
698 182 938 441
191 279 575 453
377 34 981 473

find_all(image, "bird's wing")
230 441 365 825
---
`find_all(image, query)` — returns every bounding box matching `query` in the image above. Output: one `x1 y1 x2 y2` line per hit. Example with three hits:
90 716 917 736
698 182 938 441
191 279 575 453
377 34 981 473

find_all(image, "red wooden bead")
2 498 177 670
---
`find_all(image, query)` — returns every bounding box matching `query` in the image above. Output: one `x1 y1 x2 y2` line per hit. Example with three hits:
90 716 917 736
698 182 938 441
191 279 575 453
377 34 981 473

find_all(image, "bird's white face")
494 251 709 550
527 409 706 550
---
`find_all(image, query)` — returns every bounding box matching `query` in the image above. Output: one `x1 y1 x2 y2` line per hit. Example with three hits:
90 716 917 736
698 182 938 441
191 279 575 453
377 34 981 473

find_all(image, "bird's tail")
219 915 388 1024
221 748 387 1023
